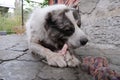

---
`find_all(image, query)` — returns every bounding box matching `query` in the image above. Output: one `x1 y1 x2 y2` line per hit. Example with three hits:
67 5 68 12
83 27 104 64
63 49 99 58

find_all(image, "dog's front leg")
29 42 67 67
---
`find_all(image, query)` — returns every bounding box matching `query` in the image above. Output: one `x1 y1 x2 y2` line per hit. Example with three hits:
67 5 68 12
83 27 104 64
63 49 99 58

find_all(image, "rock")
79 0 120 47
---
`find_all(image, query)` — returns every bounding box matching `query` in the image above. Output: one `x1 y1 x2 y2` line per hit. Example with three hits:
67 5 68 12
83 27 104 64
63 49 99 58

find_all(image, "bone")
58 44 68 55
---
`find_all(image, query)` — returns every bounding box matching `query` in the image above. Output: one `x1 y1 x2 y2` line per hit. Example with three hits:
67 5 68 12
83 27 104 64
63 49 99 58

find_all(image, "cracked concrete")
0 34 120 80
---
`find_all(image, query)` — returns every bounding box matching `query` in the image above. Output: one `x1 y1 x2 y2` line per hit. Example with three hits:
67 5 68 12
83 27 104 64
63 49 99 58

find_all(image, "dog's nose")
80 38 88 46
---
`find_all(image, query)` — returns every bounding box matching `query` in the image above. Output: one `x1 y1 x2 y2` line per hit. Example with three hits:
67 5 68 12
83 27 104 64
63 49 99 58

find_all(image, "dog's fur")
26 4 88 67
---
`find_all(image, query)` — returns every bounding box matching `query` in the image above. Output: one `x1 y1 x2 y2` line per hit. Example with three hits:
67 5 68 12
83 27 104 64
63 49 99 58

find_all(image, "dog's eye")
65 30 73 36
73 10 79 20
64 27 75 36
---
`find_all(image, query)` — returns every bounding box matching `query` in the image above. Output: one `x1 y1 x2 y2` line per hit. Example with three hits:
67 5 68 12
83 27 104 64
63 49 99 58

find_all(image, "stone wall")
79 0 120 47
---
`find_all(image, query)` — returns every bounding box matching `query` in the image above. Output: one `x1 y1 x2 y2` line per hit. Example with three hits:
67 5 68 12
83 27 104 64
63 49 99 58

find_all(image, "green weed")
0 15 22 34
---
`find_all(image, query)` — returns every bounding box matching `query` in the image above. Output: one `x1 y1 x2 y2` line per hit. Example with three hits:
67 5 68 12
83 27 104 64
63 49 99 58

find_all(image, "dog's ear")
46 11 59 24
46 12 52 23
45 12 54 31
45 9 68 27
71 9 81 27
46 9 69 21
48 12 52 19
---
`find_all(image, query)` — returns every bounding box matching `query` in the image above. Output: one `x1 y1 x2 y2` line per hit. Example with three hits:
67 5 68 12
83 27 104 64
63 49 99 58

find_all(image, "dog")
26 4 88 67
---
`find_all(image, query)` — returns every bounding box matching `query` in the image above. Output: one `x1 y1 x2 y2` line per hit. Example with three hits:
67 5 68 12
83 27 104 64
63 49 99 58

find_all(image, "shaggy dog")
26 4 88 67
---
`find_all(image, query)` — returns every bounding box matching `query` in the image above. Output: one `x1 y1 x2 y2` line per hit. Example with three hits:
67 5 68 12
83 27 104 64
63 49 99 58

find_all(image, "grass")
0 15 23 34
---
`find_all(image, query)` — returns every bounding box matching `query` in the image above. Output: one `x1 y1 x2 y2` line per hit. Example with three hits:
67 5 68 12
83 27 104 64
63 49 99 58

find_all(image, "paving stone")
75 47 104 57
109 64 120 72
9 41 28 52
0 34 26 50
103 49 120 55
37 66 93 80
17 50 42 61
80 0 120 47
0 61 44 80
37 66 77 80
79 0 99 14
0 50 24 60
86 43 118 49
106 55 120 66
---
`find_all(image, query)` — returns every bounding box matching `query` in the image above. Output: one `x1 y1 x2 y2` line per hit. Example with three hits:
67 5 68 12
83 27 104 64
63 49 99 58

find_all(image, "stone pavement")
0 34 120 80
79 0 120 47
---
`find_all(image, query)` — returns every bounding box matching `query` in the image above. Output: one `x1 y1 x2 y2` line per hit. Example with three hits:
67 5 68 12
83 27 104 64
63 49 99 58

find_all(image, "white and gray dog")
26 4 88 67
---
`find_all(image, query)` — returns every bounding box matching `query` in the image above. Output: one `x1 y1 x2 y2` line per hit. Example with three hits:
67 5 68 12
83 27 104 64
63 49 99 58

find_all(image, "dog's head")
43 7 88 51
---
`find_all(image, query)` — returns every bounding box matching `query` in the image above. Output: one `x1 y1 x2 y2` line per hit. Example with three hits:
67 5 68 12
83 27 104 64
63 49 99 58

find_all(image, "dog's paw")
65 51 80 67
68 55 80 67
46 53 67 67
